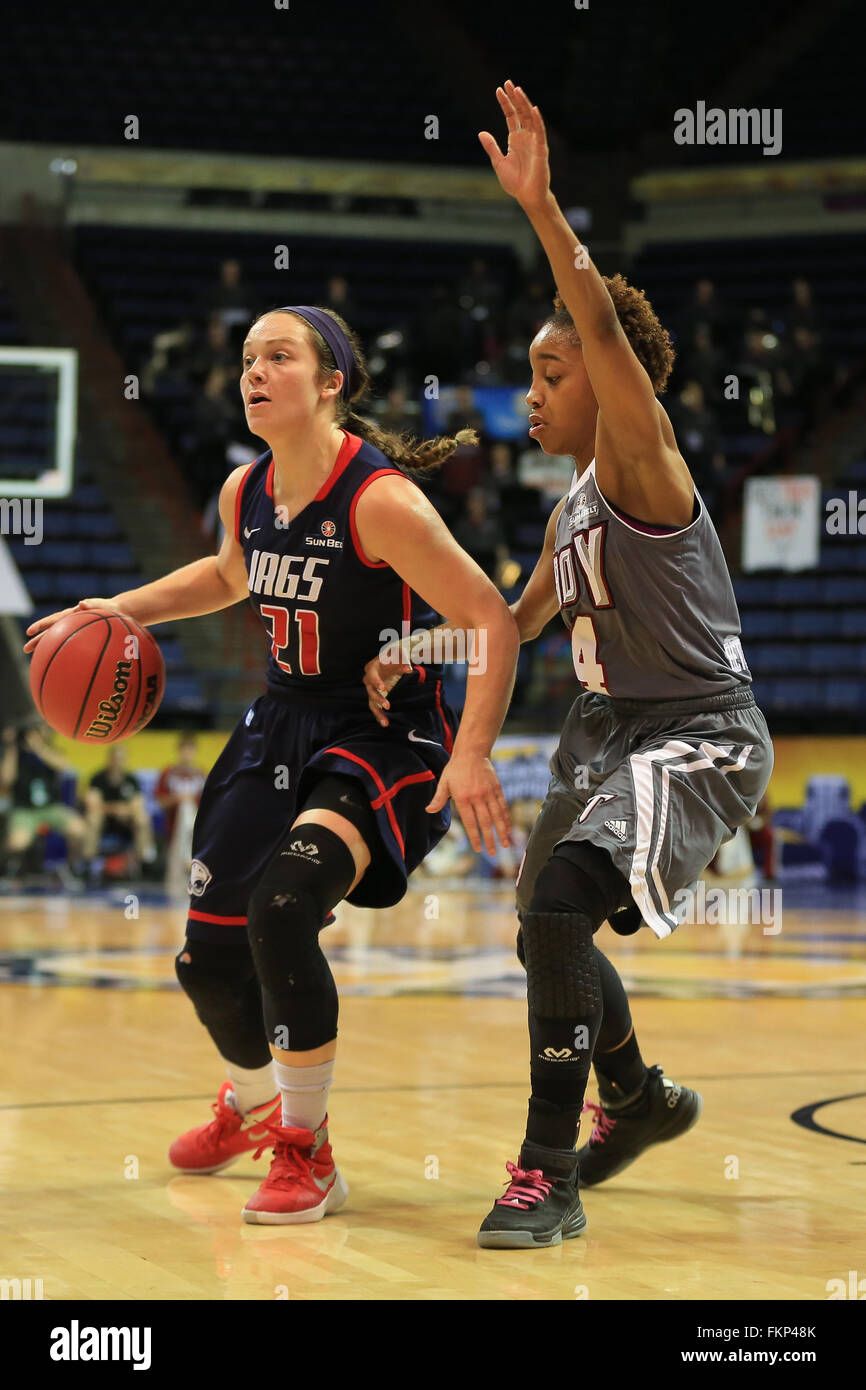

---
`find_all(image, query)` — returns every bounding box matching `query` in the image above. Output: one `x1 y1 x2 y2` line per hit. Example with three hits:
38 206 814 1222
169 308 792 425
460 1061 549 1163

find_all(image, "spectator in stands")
154 735 206 845
187 315 237 388
200 258 252 341
438 388 489 507
371 384 420 437
324 275 360 328
155 734 206 893
678 323 726 404
786 276 823 344
140 324 193 396
452 487 509 583
0 721 86 878
186 364 246 506
412 283 465 381
736 312 784 432
748 792 777 882
775 325 833 432
84 746 155 873
676 277 729 352
666 380 726 514
479 440 516 514
458 256 505 362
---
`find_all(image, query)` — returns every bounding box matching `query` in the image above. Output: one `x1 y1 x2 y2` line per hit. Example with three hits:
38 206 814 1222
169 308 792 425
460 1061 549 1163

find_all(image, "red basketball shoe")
242 1116 348 1225
168 1081 281 1175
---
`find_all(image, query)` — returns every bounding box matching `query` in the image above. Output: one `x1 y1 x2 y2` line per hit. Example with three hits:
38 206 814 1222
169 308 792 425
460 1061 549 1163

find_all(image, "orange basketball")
29 609 165 743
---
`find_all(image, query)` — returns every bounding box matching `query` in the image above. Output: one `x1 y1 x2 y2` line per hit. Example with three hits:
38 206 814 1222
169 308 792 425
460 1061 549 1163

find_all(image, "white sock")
223 1059 277 1114
272 1058 335 1131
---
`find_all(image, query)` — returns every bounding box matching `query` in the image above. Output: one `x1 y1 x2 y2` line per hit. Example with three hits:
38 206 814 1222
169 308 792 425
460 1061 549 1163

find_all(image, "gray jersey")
552 460 750 700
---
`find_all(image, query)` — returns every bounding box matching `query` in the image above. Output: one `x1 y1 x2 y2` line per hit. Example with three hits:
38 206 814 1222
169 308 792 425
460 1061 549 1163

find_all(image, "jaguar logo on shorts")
188 859 213 897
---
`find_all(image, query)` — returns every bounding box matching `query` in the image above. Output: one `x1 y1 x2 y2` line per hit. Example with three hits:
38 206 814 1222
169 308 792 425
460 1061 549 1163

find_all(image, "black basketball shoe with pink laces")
477 1140 586 1249
577 1064 702 1186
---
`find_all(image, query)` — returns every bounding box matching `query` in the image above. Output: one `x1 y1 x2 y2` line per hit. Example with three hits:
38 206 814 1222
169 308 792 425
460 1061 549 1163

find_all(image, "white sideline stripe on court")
629 739 753 938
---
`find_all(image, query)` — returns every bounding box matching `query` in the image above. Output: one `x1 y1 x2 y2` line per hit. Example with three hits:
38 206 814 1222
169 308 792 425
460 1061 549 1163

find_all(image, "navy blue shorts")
185 680 456 943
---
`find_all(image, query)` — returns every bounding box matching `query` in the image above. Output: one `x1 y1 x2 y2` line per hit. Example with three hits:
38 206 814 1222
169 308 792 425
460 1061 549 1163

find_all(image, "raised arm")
24 466 251 653
354 472 520 854
480 81 693 527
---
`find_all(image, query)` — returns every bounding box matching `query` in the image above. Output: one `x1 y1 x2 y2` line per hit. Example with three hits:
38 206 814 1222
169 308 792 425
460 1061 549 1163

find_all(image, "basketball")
28 609 165 743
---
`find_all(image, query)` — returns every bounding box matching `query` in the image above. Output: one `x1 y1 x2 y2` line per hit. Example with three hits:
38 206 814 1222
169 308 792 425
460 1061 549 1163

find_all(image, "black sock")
525 1095 583 1152
593 947 648 1099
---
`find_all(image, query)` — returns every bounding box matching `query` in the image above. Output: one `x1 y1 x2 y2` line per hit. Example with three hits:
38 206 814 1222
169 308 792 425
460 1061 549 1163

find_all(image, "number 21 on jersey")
260 606 321 675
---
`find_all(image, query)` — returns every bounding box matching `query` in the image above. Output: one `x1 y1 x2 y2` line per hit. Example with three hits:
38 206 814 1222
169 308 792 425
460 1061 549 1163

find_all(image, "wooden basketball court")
1 884 864 1301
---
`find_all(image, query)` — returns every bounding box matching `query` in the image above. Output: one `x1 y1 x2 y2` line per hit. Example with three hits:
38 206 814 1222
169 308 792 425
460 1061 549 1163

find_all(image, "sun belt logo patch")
321 519 336 537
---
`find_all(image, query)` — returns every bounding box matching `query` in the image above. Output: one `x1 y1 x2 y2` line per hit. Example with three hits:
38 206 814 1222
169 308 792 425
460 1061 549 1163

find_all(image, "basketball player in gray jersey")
374 82 771 1249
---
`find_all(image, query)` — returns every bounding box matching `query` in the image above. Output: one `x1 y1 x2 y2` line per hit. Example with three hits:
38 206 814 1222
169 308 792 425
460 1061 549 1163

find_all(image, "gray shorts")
516 687 774 938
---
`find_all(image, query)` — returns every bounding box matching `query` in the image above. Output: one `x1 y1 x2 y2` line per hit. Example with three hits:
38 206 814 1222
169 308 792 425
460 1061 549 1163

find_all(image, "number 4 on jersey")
571 615 609 694
553 522 612 694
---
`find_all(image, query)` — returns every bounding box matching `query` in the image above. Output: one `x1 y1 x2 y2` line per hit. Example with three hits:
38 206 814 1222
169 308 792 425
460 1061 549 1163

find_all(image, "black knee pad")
528 839 632 924
175 938 256 1012
175 938 270 1069
521 910 601 1018
247 822 356 992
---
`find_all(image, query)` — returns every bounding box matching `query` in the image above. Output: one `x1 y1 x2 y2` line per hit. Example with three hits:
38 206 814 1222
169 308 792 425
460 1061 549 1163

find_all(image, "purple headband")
278 305 357 401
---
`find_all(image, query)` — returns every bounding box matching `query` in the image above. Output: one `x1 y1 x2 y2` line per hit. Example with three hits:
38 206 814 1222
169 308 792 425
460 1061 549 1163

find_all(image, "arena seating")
0 5 474 164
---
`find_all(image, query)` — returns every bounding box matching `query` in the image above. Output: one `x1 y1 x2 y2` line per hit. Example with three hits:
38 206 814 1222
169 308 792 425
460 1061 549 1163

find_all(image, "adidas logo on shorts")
604 819 628 841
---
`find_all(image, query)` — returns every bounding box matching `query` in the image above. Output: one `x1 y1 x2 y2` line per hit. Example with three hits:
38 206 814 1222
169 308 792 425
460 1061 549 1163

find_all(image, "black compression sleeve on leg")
522 908 602 1149
594 946 632 1051
175 939 271 1069
298 773 378 844
529 839 633 921
247 823 357 1053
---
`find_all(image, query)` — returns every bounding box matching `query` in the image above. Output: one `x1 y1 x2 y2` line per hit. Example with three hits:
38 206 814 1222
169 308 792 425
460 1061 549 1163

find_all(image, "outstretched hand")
426 753 512 857
478 80 551 211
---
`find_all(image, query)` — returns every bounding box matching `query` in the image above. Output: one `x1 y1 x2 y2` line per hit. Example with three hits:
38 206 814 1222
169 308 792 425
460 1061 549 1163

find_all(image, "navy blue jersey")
235 430 445 700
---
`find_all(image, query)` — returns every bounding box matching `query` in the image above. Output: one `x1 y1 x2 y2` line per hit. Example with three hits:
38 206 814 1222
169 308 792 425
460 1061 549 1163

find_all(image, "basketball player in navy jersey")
25 304 519 1224
368 83 773 1249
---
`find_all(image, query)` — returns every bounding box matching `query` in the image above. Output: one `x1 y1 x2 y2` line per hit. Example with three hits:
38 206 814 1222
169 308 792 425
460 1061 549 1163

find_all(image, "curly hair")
547 273 675 395
249 306 477 476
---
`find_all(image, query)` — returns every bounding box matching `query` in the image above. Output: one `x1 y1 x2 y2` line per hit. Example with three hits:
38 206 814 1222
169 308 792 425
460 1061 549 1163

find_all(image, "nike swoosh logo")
241 1119 275 1141
244 526 261 538
407 730 441 747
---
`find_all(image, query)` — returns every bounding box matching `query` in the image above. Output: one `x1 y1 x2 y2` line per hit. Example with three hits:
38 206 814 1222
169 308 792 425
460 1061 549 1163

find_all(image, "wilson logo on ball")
84 659 134 739
134 673 161 731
